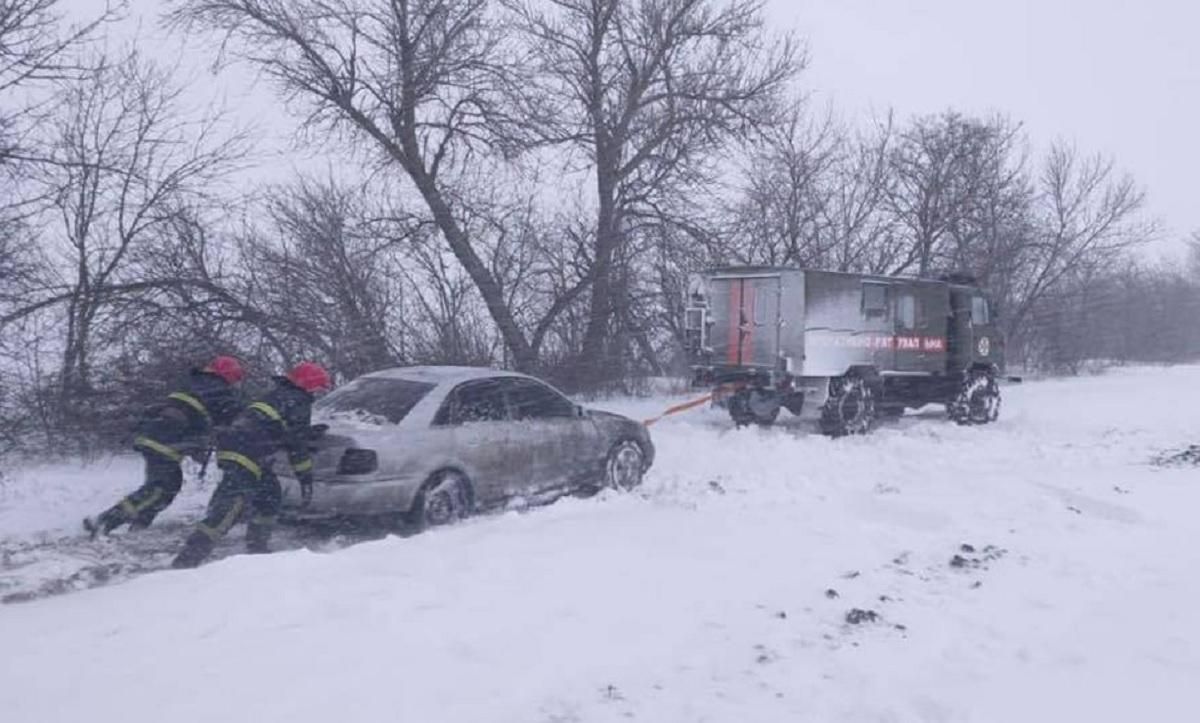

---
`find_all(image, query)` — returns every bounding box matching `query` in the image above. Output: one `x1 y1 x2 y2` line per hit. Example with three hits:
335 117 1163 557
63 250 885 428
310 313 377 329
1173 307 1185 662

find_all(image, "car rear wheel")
605 440 646 491
411 471 471 529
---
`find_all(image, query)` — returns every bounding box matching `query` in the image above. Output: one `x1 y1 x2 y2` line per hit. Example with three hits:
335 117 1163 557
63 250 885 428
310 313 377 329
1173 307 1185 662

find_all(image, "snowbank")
0 456 212 540
2 366 1200 721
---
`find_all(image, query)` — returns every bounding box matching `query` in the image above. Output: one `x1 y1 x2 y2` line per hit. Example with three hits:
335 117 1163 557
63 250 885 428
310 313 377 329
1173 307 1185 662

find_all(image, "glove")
299 473 314 507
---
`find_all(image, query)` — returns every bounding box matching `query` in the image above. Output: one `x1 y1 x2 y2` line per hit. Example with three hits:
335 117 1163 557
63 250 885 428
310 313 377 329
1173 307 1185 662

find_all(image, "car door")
433 378 520 506
501 377 596 492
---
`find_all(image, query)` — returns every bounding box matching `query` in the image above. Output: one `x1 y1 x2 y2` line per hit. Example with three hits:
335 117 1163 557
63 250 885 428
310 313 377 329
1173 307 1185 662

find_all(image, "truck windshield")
315 377 435 425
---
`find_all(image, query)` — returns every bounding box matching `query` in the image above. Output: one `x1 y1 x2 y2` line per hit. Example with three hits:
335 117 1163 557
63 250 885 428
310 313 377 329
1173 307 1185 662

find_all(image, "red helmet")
205 355 245 385
287 361 332 394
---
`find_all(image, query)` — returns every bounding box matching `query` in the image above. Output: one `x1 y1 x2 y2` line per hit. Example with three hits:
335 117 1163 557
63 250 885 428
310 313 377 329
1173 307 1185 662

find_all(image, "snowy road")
2 366 1200 722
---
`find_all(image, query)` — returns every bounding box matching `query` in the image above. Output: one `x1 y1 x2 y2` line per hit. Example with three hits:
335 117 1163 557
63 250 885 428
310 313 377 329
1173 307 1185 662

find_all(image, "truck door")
947 289 972 372
708 274 781 369
968 294 1003 371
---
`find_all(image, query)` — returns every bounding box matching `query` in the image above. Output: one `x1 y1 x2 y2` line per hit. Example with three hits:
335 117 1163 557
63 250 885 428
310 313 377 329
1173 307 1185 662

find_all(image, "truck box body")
686 266 1004 431
701 268 962 380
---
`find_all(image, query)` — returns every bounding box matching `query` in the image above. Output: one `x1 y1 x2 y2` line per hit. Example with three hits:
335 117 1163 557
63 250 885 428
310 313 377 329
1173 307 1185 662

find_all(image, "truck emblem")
978 337 990 357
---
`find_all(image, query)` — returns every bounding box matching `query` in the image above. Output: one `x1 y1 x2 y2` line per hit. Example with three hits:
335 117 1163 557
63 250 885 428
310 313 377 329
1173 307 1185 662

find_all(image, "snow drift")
2 366 1200 722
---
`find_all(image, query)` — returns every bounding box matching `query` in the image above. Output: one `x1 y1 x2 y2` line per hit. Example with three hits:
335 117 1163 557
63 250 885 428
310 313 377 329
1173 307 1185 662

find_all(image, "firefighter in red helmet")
172 361 332 568
84 356 247 537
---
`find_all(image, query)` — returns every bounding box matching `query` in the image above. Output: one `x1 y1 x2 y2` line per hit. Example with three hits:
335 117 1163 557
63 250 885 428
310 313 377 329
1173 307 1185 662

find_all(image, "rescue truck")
683 267 1005 435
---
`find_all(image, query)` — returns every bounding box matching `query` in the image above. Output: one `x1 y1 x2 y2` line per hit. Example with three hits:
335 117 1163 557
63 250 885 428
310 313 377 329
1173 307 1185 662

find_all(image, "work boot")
245 518 274 555
128 509 160 532
171 532 216 569
83 508 127 539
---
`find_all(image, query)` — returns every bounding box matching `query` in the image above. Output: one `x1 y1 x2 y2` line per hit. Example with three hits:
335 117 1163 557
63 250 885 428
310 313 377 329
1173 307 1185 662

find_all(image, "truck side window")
897 293 916 329
971 296 990 325
862 283 890 319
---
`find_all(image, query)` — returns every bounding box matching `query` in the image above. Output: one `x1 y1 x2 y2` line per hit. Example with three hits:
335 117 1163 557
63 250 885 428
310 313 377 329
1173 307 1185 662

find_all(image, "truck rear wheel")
728 388 781 427
819 375 875 437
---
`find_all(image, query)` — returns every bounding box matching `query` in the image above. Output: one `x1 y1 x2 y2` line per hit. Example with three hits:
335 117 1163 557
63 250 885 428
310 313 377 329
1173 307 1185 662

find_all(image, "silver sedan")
279 366 655 527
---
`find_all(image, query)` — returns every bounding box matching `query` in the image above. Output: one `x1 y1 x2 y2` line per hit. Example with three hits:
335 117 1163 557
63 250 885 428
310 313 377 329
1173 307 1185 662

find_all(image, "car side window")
434 379 510 426
504 379 577 420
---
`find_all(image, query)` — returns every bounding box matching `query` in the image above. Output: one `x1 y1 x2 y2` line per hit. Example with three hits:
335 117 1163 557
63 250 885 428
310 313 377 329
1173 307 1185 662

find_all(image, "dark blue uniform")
86 369 242 536
172 377 316 568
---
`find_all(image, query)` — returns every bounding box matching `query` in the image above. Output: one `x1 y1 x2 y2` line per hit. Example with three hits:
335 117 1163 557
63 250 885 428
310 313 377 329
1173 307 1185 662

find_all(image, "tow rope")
642 382 745 427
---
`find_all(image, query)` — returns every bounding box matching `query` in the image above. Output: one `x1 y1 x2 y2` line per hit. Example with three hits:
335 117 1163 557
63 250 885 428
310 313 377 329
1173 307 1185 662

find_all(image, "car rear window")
315 377 435 424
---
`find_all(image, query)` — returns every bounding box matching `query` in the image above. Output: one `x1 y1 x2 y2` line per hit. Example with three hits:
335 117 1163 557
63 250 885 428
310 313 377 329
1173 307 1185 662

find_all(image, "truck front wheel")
819 375 876 437
949 369 1001 425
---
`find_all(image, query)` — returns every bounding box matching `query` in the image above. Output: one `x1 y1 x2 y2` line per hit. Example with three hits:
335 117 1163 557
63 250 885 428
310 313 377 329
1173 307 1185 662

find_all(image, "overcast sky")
65 0 1199 254
780 0 1200 251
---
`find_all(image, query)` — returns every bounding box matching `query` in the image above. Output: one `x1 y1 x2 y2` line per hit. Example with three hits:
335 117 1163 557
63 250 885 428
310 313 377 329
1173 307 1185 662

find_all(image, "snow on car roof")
361 365 529 384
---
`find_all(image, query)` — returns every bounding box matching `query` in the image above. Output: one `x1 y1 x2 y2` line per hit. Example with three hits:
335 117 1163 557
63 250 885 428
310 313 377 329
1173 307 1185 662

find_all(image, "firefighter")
84 356 246 538
171 361 332 569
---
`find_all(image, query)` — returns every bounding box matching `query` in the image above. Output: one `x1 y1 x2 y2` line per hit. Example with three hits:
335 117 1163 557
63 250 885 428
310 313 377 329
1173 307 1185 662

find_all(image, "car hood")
584 408 630 422
584 407 652 441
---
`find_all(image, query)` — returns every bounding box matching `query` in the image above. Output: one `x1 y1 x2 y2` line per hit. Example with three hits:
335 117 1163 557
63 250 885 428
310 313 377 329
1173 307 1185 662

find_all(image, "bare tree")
504 0 799 387
0 0 120 163
822 118 901 273
1005 142 1154 339
2 48 246 438
885 112 1026 277
0 0 120 334
166 0 566 372
723 102 842 267
233 178 410 376
1188 230 1200 280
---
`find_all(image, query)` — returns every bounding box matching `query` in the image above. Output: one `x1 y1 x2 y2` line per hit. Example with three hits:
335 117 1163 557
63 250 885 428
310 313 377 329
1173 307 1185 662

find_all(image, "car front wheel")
605 440 646 491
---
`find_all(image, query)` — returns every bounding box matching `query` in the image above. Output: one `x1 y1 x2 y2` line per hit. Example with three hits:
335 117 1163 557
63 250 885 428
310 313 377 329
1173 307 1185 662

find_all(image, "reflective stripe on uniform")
134 436 183 462
250 402 286 428
168 392 210 422
292 458 313 474
196 497 245 541
216 450 262 478
131 486 164 514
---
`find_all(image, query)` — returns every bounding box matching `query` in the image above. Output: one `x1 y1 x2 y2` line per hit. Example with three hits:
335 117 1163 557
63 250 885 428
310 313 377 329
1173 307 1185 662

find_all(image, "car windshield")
314 377 435 425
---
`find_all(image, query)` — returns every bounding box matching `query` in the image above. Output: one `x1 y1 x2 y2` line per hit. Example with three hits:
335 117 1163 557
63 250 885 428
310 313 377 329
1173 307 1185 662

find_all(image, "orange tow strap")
642 382 746 427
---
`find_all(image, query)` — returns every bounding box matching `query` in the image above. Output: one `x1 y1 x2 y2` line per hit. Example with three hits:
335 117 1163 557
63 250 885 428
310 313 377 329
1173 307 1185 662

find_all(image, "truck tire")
728 388 781 427
819 375 875 437
949 369 1001 425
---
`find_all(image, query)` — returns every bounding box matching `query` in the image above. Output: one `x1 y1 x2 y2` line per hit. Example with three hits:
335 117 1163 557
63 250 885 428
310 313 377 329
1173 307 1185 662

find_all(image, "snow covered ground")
3 365 1200 722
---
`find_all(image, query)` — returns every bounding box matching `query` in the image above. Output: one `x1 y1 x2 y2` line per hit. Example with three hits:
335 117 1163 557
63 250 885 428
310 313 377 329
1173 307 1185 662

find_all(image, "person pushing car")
84 356 246 537
171 361 332 569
